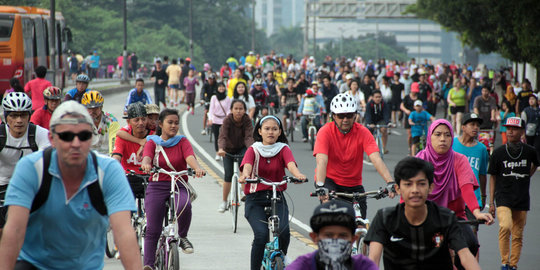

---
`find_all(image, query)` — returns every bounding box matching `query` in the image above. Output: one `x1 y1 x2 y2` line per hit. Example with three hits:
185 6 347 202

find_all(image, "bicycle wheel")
309 126 316 150
167 242 180 270
273 256 285 270
231 174 239 233
155 241 166 270
105 226 117 258
289 116 295 142
376 134 384 159
357 235 369 256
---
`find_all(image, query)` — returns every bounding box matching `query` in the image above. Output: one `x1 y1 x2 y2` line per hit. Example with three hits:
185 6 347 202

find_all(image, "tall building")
254 0 305 36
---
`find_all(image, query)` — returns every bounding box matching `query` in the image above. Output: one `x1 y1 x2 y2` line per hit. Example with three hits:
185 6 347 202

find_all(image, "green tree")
269 26 304 59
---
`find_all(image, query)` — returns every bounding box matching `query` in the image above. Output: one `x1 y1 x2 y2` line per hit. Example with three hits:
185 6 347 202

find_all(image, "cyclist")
265 70 281 113
250 78 269 118
281 77 301 131
287 200 378 270
239 115 306 270
30 86 63 130
124 78 153 113
409 100 434 155
298 89 323 142
365 157 481 270
0 92 50 236
216 100 254 212
488 117 539 270
365 90 391 154
232 82 256 119
145 104 160 133
81 91 118 154
314 93 395 220
321 76 339 120
200 73 218 135
209 82 231 160
23 66 52 111
0 101 140 269
65 74 91 103
140 108 205 269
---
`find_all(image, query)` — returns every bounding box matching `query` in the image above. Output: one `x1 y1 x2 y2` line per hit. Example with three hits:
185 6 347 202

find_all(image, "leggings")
212 124 221 151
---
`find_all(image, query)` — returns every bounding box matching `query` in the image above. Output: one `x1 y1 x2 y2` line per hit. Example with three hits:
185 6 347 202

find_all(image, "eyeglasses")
334 113 355 119
55 131 93 142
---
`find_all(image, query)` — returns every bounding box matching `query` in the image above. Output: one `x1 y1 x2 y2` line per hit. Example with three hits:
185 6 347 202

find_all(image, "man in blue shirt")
89 50 101 80
124 78 153 113
0 101 140 270
453 113 489 233
408 100 434 155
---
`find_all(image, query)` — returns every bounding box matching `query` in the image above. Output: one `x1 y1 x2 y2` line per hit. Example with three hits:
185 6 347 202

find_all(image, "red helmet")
43 86 63 100
306 89 315 96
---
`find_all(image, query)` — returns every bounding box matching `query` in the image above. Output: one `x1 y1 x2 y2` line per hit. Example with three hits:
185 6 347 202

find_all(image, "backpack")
30 147 108 216
0 123 38 152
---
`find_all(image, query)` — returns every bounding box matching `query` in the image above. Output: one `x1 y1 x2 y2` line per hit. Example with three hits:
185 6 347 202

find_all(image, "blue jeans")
244 191 290 270
300 115 321 139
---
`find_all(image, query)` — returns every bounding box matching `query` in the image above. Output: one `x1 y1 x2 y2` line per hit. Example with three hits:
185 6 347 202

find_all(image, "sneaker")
241 195 246 202
201 129 207 135
179 238 194 254
217 201 227 213
143 266 154 270
509 267 517 270
501 265 509 270
191 108 195 115
215 155 221 161
302 137 308 142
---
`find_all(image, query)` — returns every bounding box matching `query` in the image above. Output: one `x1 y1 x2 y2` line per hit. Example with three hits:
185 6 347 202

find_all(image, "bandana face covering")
317 238 352 270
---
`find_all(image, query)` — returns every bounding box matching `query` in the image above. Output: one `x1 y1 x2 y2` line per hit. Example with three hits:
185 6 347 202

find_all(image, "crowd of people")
0 50 538 270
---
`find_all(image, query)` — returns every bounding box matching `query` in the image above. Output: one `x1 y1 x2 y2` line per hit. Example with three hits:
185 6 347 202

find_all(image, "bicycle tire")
309 126 316 150
155 240 167 270
376 134 384 160
273 256 285 270
105 227 117 258
357 235 369 256
168 242 180 270
289 118 295 142
231 174 239 233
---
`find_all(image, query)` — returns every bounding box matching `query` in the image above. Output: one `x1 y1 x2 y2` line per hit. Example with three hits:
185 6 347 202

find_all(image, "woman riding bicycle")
140 109 206 269
216 100 254 212
239 115 306 270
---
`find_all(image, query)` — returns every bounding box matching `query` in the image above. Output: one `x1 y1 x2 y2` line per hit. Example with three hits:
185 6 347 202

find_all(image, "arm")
489 175 496 217
456 247 481 270
479 174 487 209
185 155 206 178
286 162 306 181
217 119 228 156
367 242 383 268
0 206 29 270
447 91 455 107
239 163 253 183
141 156 152 173
109 211 142 270
400 101 410 115
116 130 146 147
315 153 328 186
368 152 395 197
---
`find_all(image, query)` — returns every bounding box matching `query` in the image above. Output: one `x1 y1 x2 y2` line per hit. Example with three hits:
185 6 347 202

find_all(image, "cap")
208 73 216 79
345 73 354 80
503 117 525 128
411 82 420 93
414 100 423 107
145 104 160 115
310 200 355 233
462 113 483 125
306 89 315 96
403 70 409 75
311 81 319 86
49 100 94 130
185 57 191 62
248 51 254 55
124 102 147 119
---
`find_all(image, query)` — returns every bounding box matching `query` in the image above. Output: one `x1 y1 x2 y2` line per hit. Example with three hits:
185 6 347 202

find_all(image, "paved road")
102 87 540 269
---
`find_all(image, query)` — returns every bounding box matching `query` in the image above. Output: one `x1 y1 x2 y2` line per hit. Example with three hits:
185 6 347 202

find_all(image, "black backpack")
30 147 108 216
0 123 38 152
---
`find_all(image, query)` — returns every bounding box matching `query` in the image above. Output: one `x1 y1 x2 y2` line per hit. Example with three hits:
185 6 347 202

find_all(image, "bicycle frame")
226 153 244 233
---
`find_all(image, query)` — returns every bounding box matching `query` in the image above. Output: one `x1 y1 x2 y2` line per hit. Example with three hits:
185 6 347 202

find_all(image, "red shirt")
112 126 153 174
240 145 296 194
313 122 379 187
30 107 52 130
24 78 52 111
142 138 195 182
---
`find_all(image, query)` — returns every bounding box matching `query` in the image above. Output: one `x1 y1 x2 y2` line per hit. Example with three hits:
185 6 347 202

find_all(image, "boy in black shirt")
488 117 539 270
365 157 480 270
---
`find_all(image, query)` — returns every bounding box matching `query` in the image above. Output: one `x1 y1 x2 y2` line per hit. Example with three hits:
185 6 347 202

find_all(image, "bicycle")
204 102 212 142
245 176 307 270
285 105 298 142
225 153 244 233
128 170 151 255
306 114 319 150
311 187 388 256
478 129 495 155
371 124 390 159
150 167 197 270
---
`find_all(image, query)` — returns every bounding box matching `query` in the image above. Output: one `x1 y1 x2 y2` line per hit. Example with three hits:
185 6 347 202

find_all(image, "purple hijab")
416 119 459 207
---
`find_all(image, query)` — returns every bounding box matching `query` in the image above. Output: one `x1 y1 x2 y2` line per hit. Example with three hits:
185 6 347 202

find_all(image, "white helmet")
2 92 32 112
330 93 357 114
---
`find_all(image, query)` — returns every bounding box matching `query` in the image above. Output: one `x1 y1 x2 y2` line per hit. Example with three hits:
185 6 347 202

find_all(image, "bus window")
0 17 13 41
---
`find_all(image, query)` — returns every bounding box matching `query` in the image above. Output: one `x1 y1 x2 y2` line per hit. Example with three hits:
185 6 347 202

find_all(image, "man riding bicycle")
314 93 395 219
250 78 269 118
30 86 63 130
365 90 391 154
281 77 301 132
81 91 118 154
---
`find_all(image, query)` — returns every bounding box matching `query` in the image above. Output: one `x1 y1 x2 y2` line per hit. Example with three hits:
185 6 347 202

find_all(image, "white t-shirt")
0 124 50 185
238 95 256 112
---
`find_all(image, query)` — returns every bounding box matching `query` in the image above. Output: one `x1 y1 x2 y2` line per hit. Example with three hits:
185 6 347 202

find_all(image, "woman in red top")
140 108 205 269
239 115 306 270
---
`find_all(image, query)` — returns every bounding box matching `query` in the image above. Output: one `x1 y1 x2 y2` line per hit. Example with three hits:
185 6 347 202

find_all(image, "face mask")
317 238 352 270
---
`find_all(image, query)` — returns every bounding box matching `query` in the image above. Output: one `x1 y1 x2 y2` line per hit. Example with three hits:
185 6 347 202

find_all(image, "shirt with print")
5 149 135 269
488 143 539 210
284 88 300 106
452 137 489 208
364 201 468 270
409 110 432 138
473 96 497 129
91 112 118 154
112 125 153 175
142 138 195 182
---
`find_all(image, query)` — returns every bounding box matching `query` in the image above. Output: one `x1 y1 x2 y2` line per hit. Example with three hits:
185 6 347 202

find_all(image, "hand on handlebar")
217 149 226 157
386 182 396 199
473 209 494 225
140 164 152 174
293 173 307 183
193 168 206 178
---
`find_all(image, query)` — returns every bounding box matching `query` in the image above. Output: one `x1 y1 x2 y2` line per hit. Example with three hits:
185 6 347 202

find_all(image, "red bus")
0 6 70 94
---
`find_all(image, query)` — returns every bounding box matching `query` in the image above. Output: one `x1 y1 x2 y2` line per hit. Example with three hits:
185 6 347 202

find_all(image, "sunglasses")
55 131 93 142
334 113 355 119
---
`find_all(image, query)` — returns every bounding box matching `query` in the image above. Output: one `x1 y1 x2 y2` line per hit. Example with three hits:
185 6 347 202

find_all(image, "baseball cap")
345 73 354 80
311 81 319 86
462 113 483 125
248 51 254 55
145 104 160 115
50 100 94 130
403 70 409 75
503 117 525 128
310 200 356 234
124 102 147 119
411 82 420 93
414 100 423 107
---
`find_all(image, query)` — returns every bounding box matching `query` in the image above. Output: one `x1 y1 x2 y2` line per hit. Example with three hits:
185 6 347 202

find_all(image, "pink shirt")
142 138 195 182
24 78 52 110
208 96 231 125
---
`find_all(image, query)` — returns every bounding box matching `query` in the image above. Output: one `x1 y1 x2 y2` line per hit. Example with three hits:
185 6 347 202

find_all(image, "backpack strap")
0 123 38 152
0 124 6 152
30 147 54 213
87 151 107 216
27 123 38 152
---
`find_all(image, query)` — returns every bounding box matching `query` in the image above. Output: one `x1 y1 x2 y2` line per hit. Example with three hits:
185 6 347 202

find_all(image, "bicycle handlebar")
457 219 487 225
139 166 198 177
246 176 308 186
310 187 389 200
224 153 245 159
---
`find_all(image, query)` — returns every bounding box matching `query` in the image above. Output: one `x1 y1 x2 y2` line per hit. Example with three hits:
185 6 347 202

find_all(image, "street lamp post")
49 0 56 85
121 0 129 84
189 0 194 60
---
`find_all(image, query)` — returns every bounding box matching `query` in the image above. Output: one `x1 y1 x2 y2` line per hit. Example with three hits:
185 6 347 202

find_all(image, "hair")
156 108 179 136
9 78 24 92
135 78 144 84
172 59 178 65
233 82 249 100
163 56 169 61
35 66 47 78
253 116 288 144
501 99 514 113
230 99 247 110
372 90 382 96
155 60 162 64
394 157 434 185
310 214 356 235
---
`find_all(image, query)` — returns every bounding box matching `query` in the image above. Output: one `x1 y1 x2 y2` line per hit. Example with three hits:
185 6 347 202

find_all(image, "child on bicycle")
298 88 324 142
409 100 434 155
287 200 379 269
364 157 481 270
238 115 306 270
